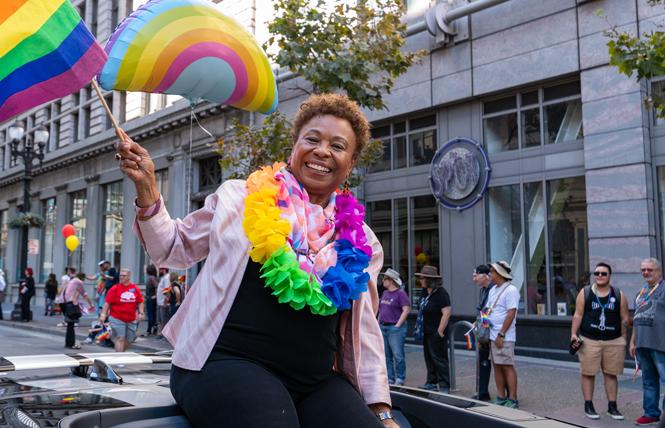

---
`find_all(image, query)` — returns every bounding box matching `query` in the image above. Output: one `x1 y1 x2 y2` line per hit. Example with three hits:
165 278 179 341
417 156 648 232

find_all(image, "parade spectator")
417 265 451 393
99 268 145 352
156 267 170 335
90 260 111 314
44 273 58 316
62 272 94 349
0 268 6 320
472 264 493 401
570 262 629 420
168 272 182 316
487 261 520 408
631 258 665 426
60 266 74 294
19 267 35 322
120 93 394 427
378 268 410 386
144 264 158 336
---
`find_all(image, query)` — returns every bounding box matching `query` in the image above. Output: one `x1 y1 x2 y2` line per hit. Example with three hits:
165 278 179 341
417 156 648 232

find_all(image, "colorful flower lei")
242 163 372 316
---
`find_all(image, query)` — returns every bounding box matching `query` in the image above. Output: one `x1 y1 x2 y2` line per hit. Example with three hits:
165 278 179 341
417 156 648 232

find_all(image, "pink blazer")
134 179 390 406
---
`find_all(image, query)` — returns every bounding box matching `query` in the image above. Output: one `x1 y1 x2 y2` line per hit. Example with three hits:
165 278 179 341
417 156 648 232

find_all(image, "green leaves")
265 0 425 111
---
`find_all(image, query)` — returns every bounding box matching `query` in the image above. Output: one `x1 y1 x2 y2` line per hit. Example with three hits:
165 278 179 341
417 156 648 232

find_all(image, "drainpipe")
426 0 511 38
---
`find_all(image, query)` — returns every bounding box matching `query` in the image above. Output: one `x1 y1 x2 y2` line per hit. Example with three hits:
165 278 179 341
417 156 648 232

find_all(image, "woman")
144 264 158 336
168 272 182 316
116 94 395 427
378 268 410 386
62 272 94 349
417 265 452 393
44 273 58 316
19 267 35 322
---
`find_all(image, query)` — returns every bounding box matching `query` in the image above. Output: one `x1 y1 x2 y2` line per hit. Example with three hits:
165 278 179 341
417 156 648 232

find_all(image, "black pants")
20 295 31 321
146 298 157 334
423 332 450 389
0 301 3 320
477 343 492 396
65 320 76 348
170 359 383 428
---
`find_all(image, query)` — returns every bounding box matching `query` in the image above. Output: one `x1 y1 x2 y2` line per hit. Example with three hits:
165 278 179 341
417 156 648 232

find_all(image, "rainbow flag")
0 0 108 122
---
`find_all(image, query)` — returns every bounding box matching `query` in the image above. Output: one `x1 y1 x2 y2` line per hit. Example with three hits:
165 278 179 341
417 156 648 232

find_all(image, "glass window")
0 210 7 272
394 122 406 134
523 182 546 315
40 199 57 282
396 198 409 302
652 80 665 126
547 177 587 316
68 191 87 272
484 113 518 153
102 182 123 268
486 184 522 268
393 136 407 169
370 139 391 173
410 130 436 166
410 115 436 130
199 157 222 190
521 108 541 148
484 96 516 115
544 100 583 144
521 91 538 107
411 195 439 304
366 200 392 270
544 81 581 102
71 112 79 143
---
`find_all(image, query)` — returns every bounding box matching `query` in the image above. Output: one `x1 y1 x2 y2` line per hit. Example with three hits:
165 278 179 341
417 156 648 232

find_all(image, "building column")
83 175 101 276
168 153 188 219
53 185 68 278
582 66 655 303
120 177 140 282
5 199 19 286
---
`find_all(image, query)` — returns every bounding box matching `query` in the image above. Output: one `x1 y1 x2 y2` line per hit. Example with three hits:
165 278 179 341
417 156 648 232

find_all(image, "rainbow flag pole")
0 0 108 123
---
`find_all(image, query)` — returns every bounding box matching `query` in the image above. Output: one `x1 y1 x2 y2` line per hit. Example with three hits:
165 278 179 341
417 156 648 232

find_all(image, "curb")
0 319 170 353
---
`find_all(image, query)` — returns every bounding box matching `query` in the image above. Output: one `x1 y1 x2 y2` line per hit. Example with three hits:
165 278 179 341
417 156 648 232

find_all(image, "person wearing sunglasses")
631 258 665 426
570 262 629 420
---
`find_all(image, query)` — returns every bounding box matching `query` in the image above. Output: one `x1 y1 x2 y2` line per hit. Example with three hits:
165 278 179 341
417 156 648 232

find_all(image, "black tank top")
209 261 340 394
580 286 622 340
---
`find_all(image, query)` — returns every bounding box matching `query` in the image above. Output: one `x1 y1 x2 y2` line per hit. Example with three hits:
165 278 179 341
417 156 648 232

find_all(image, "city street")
0 306 655 428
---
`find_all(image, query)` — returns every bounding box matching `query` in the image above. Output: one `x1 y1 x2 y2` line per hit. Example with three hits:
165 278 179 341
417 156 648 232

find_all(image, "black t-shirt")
45 280 58 299
211 261 340 395
422 287 451 335
580 286 622 341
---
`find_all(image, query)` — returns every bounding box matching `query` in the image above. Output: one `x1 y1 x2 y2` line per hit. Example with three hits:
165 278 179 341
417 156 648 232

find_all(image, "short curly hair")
291 93 370 156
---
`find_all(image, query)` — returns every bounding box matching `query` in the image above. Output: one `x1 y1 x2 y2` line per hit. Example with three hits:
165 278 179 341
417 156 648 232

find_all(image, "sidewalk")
0 304 172 353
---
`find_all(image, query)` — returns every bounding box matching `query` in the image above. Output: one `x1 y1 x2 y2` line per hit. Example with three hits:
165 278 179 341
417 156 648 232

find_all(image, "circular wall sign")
429 137 491 210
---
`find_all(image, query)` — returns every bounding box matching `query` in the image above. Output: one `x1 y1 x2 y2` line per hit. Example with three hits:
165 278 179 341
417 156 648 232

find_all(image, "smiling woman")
115 93 397 428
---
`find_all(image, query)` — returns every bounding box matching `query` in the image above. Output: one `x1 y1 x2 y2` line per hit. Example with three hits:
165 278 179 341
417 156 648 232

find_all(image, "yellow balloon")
65 235 79 252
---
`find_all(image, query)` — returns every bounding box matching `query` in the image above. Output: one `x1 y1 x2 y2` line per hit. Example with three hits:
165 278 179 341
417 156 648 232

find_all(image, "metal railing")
448 320 475 392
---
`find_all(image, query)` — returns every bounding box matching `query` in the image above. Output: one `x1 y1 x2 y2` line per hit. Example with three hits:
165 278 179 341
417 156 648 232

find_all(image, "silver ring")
115 153 122 161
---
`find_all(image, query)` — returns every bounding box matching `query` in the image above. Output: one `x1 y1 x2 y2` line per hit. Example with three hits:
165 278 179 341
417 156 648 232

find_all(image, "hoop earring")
343 180 350 194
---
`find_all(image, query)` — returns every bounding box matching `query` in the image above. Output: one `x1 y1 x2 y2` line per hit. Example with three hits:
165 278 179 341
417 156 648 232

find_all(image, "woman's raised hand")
115 129 160 207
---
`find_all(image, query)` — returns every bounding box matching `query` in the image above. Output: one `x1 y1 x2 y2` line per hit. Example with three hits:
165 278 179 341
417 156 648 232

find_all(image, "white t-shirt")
157 275 169 306
486 282 520 342
0 272 6 292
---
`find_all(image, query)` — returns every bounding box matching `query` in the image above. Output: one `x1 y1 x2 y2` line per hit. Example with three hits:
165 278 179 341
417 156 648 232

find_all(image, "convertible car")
0 352 582 428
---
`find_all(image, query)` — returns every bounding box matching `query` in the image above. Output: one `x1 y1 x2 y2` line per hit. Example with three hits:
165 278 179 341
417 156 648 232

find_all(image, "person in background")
0 268 6 320
61 266 74 294
144 264 158 336
19 267 35 322
472 264 494 401
487 261 520 409
44 273 58 316
99 268 145 352
90 260 111 314
156 267 170 336
377 268 410 386
631 258 665 426
62 272 94 349
570 262 628 420
417 265 451 393
168 271 182 317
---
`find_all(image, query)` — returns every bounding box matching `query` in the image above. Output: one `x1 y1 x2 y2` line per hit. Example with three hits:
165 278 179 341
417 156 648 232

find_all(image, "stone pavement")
1 305 662 427
0 303 172 353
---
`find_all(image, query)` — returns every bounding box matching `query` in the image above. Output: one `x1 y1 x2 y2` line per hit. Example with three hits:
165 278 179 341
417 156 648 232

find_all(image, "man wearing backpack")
571 262 629 420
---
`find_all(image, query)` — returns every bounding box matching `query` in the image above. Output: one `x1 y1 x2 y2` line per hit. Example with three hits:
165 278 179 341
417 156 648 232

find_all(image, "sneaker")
388 379 395 385
492 396 507 406
635 415 660 425
584 401 599 419
419 383 438 391
395 379 405 386
503 399 519 409
607 402 624 420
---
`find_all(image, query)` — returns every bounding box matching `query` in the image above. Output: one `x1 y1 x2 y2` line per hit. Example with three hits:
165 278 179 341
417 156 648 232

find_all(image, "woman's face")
290 115 357 205
383 277 398 291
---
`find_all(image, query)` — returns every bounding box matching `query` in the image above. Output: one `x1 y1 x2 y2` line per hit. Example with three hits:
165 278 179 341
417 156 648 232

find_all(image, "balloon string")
191 109 214 139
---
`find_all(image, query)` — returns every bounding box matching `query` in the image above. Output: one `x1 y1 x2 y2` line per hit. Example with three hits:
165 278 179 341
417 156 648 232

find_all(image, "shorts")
490 340 515 365
158 306 171 325
109 316 137 343
578 336 626 376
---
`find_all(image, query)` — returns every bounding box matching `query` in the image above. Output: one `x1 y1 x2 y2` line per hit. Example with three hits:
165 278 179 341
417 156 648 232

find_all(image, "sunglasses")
593 271 609 277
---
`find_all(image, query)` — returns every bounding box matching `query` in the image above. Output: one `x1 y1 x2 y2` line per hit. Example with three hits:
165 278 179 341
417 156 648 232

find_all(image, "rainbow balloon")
98 0 277 114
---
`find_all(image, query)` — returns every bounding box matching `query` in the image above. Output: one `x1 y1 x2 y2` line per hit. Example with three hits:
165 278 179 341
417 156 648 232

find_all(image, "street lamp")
8 120 48 277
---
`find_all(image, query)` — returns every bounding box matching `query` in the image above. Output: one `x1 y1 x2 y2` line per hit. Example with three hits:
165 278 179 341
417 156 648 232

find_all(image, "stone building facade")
1 0 663 357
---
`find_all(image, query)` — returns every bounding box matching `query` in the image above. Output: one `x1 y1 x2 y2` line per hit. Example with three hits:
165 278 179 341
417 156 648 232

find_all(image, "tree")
606 0 665 118
217 0 424 181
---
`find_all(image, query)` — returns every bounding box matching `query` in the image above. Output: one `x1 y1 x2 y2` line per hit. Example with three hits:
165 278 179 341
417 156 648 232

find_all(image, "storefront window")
652 80 665 127
486 177 588 316
484 113 518 153
411 195 439 303
0 210 8 273
544 100 583 145
396 198 409 298
102 182 123 268
366 200 392 270
40 199 57 281
68 191 87 272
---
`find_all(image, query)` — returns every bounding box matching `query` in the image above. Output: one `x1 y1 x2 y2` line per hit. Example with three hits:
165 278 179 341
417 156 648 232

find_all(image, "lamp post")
8 121 48 278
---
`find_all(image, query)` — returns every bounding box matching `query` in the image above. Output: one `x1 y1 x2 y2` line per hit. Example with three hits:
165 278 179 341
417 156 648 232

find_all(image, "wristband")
376 411 393 421
498 332 505 338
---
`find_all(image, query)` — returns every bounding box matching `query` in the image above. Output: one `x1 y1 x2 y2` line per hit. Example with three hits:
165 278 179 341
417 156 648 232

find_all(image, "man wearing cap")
472 264 494 401
487 261 520 408
378 268 410 386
